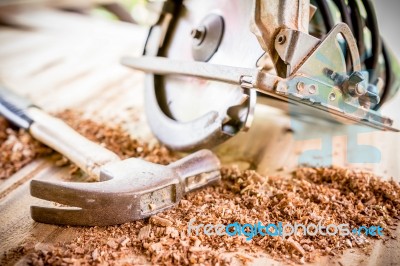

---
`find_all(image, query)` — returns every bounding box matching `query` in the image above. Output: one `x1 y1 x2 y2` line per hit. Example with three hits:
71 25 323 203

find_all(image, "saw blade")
157 0 264 124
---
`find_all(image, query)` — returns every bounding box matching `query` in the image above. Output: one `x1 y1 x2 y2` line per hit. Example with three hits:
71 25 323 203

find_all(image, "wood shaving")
0 110 399 265
150 216 174 227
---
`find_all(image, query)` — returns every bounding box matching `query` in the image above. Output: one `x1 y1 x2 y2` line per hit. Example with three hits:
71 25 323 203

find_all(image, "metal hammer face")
30 149 220 226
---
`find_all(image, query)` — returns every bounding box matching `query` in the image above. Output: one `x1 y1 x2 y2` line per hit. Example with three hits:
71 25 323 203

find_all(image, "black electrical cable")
314 0 335 32
374 41 394 110
331 0 354 71
348 0 365 62
360 0 381 82
332 0 354 33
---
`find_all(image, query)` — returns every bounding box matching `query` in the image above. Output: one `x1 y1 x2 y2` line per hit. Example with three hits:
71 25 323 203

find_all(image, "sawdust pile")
26 167 400 265
0 116 52 179
0 111 399 265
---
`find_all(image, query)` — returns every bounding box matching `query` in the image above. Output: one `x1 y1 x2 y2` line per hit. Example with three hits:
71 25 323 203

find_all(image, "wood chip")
138 225 151 240
106 240 118 249
286 237 306 256
150 216 173 227
346 239 353 248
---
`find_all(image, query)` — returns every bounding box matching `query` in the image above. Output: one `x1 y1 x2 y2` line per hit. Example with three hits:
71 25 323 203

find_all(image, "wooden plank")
0 159 48 196
0 165 73 257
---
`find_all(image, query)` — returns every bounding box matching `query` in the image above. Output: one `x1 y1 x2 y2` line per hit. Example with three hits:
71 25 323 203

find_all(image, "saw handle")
27 107 120 177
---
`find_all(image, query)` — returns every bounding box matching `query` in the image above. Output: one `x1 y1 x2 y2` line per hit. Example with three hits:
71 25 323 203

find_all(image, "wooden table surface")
0 6 399 265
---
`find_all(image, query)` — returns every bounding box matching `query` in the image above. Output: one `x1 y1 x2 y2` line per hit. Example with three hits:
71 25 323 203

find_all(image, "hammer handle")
28 107 120 177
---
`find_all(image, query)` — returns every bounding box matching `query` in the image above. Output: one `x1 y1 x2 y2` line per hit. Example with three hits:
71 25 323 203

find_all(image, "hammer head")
30 149 220 226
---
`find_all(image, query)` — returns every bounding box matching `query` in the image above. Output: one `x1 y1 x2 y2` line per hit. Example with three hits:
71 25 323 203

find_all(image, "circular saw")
122 0 400 151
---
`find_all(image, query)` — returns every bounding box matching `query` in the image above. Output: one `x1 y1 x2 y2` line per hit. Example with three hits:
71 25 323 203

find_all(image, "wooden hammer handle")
28 107 120 178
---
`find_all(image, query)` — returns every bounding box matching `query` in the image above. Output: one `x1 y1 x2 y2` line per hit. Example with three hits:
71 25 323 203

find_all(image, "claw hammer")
0 86 221 226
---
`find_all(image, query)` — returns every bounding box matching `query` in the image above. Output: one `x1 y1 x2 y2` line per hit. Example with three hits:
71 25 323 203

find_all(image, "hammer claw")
30 179 110 209
30 206 131 226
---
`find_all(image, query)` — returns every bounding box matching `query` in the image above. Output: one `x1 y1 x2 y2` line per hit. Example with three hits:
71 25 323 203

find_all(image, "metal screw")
191 29 203 39
191 26 207 46
308 84 317 94
277 35 286 45
329 92 336 101
296 82 305 92
346 71 367 97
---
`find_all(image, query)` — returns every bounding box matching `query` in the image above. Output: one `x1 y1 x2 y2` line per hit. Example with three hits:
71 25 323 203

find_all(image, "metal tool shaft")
121 55 280 91
121 56 258 85
121 56 282 96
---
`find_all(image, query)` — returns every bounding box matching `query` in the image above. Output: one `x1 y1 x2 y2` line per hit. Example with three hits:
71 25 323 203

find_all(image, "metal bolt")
346 71 367 97
277 35 286 45
191 29 203 39
355 83 366 96
191 26 207 46
329 92 336 101
308 84 317 94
